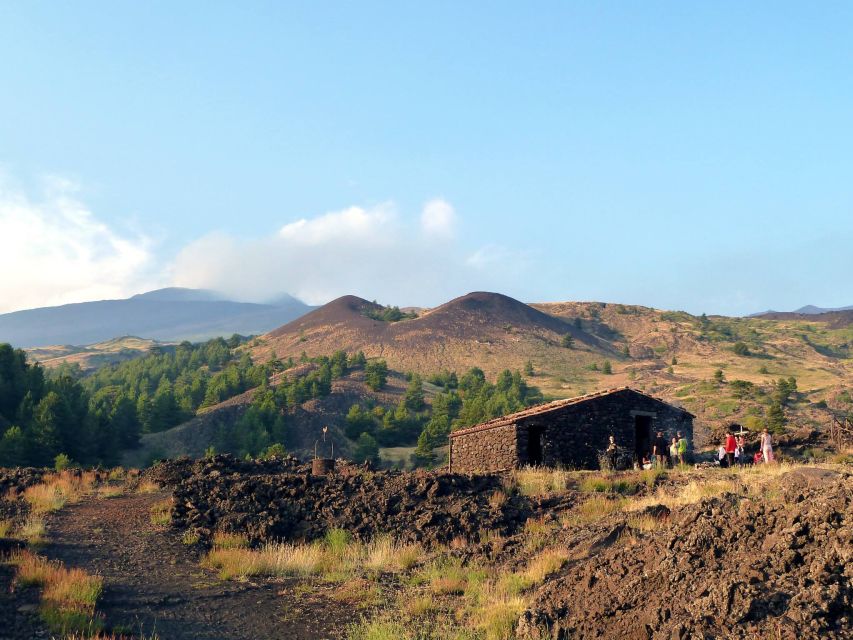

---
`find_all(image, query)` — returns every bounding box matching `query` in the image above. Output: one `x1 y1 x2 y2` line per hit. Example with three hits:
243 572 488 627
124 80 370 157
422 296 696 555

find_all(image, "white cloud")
0 179 534 314
0 176 158 313
420 198 456 238
171 199 530 307
279 203 397 246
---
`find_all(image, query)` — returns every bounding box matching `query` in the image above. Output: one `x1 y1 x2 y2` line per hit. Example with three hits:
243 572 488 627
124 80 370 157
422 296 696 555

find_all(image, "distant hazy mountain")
793 304 853 314
0 288 313 348
749 303 853 317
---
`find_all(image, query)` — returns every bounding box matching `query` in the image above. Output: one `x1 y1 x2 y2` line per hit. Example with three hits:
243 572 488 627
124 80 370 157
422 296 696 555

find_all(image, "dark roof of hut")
448 386 694 439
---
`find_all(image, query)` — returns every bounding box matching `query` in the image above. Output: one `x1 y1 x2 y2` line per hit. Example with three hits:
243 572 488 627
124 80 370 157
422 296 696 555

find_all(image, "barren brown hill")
25 336 166 372
253 292 615 382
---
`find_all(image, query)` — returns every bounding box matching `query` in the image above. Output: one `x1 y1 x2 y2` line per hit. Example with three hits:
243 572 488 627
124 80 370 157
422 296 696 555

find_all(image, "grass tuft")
182 530 201 546
18 515 47 545
136 480 160 494
513 467 569 497
149 499 172 526
9 550 103 634
212 531 249 549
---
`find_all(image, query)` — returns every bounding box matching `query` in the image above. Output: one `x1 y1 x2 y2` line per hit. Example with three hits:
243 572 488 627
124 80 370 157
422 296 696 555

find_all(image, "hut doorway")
634 415 652 463
527 425 544 465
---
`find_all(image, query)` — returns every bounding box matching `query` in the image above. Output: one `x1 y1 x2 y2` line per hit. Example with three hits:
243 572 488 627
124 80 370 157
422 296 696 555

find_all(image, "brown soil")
41 490 349 639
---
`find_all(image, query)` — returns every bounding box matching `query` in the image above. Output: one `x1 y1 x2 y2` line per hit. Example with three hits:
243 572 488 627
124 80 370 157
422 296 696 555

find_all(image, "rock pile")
156 455 530 546
0 467 45 497
520 468 852 639
0 468 46 520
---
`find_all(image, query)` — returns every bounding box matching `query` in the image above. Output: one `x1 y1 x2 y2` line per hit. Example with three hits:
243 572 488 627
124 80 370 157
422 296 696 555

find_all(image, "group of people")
718 426 775 467
606 430 689 470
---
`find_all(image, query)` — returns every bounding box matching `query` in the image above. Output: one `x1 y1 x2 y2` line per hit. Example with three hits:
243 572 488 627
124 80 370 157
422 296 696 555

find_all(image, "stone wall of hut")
449 389 693 473
450 423 519 473
520 390 693 469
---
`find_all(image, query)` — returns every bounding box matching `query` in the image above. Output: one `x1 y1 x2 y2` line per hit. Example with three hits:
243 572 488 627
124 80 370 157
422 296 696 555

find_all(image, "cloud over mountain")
171 199 525 307
0 175 157 313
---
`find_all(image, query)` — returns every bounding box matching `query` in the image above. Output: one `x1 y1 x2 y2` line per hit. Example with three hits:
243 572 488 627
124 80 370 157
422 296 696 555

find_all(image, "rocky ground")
41 490 348 639
0 459 850 639
155 455 531 546
520 467 852 639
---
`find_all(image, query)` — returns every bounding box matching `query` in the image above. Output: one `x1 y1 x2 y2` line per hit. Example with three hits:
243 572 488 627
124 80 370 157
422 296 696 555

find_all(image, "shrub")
53 453 73 472
733 342 751 356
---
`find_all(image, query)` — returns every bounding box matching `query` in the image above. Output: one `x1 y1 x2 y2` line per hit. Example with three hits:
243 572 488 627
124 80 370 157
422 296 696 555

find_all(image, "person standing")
760 428 775 463
736 433 746 468
677 431 688 466
606 435 618 470
653 430 668 468
669 437 679 467
718 444 728 468
724 430 737 468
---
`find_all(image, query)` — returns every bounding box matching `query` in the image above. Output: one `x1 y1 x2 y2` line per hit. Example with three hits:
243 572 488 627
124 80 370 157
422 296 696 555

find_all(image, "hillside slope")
248 295 853 447
254 292 614 382
121 367 420 466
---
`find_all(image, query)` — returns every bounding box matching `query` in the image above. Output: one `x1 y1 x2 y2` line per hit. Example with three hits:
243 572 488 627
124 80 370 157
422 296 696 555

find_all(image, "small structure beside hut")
448 387 694 473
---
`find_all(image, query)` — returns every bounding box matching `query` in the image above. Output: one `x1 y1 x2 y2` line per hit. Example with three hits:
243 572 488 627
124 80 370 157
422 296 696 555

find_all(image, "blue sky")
0 2 851 315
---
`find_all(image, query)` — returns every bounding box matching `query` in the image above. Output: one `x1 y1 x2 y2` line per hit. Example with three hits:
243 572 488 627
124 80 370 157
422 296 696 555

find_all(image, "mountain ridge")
0 288 313 347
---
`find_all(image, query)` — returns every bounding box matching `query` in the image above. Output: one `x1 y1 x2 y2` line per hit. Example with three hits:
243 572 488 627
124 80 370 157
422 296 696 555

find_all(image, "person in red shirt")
724 429 737 468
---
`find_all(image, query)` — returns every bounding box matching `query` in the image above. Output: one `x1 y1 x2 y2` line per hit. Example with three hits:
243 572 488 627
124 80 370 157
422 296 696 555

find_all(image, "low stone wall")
451 424 518 473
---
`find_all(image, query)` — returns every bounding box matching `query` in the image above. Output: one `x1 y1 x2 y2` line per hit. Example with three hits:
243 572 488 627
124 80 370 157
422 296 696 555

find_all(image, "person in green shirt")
676 431 688 465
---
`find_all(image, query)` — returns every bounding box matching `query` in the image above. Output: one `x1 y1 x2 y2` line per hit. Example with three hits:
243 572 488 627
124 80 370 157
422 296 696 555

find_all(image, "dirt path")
43 491 347 640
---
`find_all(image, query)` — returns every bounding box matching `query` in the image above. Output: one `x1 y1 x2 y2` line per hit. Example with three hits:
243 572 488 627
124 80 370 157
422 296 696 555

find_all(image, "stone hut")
448 387 694 473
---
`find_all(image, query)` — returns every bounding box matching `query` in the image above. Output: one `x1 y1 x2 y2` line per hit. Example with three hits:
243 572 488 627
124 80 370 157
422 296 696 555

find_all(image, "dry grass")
42 565 103 609
149 499 173 526
563 495 627 526
10 550 103 632
18 514 47 545
512 467 569 497
522 548 567 584
638 468 667 488
488 489 508 509
107 467 127 481
203 533 424 581
23 471 97 514
522 516 555 552
628 478 738 512
331 578 384 608
136 480 160 494
0 519 12 538
403 593 438 617
411 556 485 597
212 531 249 549
182 530 201 546
467 549 566 640
364 536 422 572
579 475 639 495
96 485 124 499
473 592 528 640
627 513 667 532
